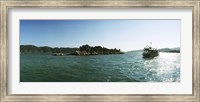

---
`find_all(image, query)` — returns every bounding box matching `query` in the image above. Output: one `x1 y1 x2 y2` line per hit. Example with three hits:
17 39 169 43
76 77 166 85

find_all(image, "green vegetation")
20 44 124 55
20 45 78 54
70 44 124 55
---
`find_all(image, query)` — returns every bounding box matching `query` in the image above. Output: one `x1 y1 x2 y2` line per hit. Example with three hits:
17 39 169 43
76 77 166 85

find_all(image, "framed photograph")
1 0 199 102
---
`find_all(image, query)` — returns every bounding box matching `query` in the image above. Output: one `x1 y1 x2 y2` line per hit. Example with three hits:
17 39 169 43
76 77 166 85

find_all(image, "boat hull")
143 52 159 58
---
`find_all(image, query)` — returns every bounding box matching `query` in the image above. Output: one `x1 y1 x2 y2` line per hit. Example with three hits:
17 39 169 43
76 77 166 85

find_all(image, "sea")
20 51 180 82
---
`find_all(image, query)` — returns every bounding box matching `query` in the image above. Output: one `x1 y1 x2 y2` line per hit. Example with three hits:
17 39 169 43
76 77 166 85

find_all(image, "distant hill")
158 47 180 53
128 47 180 53
20 45 78 54
20 45 124 55
170 47 180 51
127 49 143 52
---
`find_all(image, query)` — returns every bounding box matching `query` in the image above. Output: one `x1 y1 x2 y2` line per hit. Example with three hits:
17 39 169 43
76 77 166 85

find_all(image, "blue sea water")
20 51 180 82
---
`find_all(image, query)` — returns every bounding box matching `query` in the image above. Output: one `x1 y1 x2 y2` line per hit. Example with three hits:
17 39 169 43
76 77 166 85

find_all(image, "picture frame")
0 0 199 102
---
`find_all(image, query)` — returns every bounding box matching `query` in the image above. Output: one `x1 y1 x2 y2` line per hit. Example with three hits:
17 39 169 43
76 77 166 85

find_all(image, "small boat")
143 45 159 58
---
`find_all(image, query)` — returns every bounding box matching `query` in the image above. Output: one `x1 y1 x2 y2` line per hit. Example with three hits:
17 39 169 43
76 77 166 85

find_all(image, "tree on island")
71 44 124 55
20 45 78 54
20 44 124 55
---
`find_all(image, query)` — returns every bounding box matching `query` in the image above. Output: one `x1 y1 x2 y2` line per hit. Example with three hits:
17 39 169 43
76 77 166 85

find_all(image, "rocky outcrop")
52 53 65 56
70 44 124 56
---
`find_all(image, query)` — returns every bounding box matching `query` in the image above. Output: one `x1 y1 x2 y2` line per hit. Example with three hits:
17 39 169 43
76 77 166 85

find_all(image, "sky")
20 20 180 51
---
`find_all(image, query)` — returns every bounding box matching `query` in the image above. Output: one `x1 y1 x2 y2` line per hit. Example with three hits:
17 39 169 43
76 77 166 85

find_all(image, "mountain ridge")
127 47 180 53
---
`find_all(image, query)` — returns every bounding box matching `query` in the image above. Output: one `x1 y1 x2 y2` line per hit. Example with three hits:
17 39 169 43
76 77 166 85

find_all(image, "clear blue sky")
20 20 180 51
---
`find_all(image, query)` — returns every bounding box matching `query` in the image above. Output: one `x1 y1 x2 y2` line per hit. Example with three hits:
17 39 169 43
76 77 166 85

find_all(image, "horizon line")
20 44 180 52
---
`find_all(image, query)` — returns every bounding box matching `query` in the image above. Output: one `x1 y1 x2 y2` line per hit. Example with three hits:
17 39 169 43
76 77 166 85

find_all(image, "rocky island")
70 44 124 56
